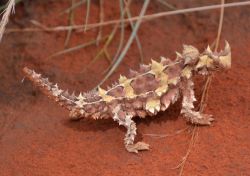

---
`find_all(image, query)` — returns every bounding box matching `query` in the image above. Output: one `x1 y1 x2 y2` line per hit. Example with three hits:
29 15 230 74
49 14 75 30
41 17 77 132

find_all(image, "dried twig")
0 0 15 41
61 0 86 14
215 0 225 52
96 0 104 45
199 0 225 112
143 127 189 138
64 0 76 48
84 0 91 32
96 0 150 87
102 0 137 75
156 0 176 10
172 126 198 176
175 1 226 176
82 28 118 72
48 36 108 59
82 0 128 73
29 20 49 30
110 0 126 66
124 0 144 63
6 1 250 33
0 0 20 11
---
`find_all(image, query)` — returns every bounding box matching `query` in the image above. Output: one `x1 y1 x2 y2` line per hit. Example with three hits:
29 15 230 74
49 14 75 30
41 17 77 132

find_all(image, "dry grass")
5 1 250 34
143 127 190 138
176 1 225 175
96 0 150 87
64 0 76 48
0 0 15 42
2 1 248 85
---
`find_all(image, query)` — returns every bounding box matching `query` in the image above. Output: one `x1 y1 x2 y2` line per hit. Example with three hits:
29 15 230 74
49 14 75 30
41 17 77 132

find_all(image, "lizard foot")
126 142 150 153
191 114 214 125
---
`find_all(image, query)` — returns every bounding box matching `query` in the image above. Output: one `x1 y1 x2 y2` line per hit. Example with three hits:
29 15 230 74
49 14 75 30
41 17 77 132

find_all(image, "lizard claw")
193 114 214 125
126 142 150 153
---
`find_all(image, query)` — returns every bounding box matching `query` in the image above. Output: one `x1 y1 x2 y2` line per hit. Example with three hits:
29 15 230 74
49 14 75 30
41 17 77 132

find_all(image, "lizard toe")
126 142 150 153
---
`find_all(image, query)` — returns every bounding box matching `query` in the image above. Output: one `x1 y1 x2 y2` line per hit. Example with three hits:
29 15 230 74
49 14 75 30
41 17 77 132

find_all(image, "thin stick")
156 0 176 10
82 0 129 73
143 127 189 138
199 0 225 112
48 36 108 59
29 20 50 30
215 0 225 52
124 0 144 63
175 1 226 176
0 0 20 11
84 1 249 30
0 0 15 41
102 0 132 74
5 1 250 33
175 2 226 175
199 75 213 112
110 0 125 65
172 126 199 176
84 0 91 32
104 49 111 61
82 28 118 72
64 0 76 48
96 0 104 45
61 0 86 15
96 0 150 87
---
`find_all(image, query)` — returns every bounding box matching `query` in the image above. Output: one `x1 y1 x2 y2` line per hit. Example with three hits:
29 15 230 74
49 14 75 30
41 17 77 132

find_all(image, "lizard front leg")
112 105 149 153
181 79 214 125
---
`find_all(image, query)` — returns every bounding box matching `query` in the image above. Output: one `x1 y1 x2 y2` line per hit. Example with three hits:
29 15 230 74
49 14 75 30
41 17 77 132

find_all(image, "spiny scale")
94 59 182 117
24 58 183 117
22 42 231 153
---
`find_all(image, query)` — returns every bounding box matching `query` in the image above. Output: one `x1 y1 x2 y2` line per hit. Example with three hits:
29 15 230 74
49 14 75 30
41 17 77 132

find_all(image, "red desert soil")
0 1 249 175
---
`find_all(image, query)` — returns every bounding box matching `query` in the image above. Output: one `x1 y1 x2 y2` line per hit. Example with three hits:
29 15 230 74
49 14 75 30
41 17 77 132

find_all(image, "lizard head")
194 41 231 75
179 41 231 76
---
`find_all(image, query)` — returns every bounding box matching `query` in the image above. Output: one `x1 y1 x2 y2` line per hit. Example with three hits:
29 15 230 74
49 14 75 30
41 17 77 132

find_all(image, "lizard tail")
23 67 76 111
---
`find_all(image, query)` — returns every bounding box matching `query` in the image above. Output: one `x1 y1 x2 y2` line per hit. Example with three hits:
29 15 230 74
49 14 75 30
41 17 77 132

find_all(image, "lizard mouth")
209 41 231 70
218 53 231 69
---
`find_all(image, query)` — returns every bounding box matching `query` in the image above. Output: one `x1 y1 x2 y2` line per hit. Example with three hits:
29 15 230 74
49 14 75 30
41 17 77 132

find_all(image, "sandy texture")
0 1 249 175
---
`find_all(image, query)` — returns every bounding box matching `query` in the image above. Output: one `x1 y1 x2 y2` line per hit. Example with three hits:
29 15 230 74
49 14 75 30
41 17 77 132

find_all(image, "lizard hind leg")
112 105 149 153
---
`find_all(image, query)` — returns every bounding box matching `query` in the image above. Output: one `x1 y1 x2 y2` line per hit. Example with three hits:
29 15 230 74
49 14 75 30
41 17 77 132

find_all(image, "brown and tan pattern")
23 42 231 153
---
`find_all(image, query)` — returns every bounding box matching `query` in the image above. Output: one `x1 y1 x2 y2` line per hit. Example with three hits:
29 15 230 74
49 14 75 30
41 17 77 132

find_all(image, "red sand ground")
0 1 249 175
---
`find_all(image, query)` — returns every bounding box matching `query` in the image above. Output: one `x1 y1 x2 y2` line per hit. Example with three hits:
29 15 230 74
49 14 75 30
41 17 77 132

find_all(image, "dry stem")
6 1 250 33
48 36 108 59
84 0 91 32
96 0 150 87
61 0 86 14
143 127 189 138
96 0 104 45
175 1 225 175
0 0 15 41
172 126 199 176
64 0 76 48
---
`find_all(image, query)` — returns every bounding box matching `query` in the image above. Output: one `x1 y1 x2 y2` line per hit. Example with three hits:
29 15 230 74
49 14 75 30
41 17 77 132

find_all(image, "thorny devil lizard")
23 42 231 153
